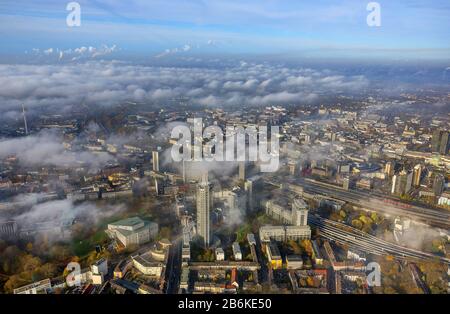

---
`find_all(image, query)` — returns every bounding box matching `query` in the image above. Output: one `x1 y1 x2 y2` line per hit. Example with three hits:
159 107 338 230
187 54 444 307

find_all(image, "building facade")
196 176 213 247
107 217 158 247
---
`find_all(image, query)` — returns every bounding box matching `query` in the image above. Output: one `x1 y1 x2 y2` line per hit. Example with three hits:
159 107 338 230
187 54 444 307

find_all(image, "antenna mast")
21 104 28 135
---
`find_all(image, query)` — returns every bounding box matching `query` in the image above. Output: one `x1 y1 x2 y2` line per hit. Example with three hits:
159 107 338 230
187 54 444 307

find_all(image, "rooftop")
109 216 144 228
269 242 281 259
132 254 164 268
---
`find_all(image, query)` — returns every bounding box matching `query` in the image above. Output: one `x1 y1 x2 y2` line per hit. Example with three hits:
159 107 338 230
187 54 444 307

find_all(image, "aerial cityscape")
0 0 449 300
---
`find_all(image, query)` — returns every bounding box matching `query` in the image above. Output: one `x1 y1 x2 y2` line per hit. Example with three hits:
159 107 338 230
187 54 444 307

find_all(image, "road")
164 237 182 294
309 214 450 265
254 233 269 284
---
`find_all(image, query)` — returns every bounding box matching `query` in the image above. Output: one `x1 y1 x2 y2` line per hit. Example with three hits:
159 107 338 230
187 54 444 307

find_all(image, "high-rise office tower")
304 134 311 144
431 129 442 153
244 179 253 212
385 161 394 176
431 129 449 155
440 131 449 155
238 161 246 181
152 150 159 172
196 172 213 247
343 176 350 190
391 169 413 195
288 162 296 175
433 174 445 196
391 174 398 194
154 178 160 195
413 164 422 187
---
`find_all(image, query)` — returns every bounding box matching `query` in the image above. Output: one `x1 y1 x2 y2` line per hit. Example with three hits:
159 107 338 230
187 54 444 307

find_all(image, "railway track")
310 215 450 265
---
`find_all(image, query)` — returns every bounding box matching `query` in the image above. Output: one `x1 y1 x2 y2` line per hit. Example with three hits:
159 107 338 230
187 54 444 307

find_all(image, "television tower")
21 104 28 135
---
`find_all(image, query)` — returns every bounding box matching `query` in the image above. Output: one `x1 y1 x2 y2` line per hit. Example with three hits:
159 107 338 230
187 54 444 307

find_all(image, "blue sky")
0 0 449 60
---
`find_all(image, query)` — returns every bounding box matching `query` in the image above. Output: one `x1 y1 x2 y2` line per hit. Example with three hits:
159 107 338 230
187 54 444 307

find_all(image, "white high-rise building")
196 173 213 247
152 150 159 172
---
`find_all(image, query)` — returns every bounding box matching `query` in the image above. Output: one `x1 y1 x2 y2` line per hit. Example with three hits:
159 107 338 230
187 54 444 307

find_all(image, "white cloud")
0 61 370 116
155 42 209 58
43 48 53 55
0 129 115 170
30 44 118 61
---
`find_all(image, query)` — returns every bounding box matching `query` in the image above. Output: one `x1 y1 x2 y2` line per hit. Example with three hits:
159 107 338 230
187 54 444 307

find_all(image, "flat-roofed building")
180 268 190 292
259 225 311 242
311 240 324 265
138 284 162 294
266 242 282 269
286 255 303 269
193 282 227 294
265 200 292 224
91 273 104 285
292 198 309 227
113 260 132 279
107 217 158 247
91 258 108 275
14 278 52 294
131 254 165 277
438 192 450 206
159 238 172 249
215 247 225 261
182 243 191 264
259 225 286 242
265 197 309 227
247 233 256 246
285 225 311 241
91 258 108 285
232 242 242 261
